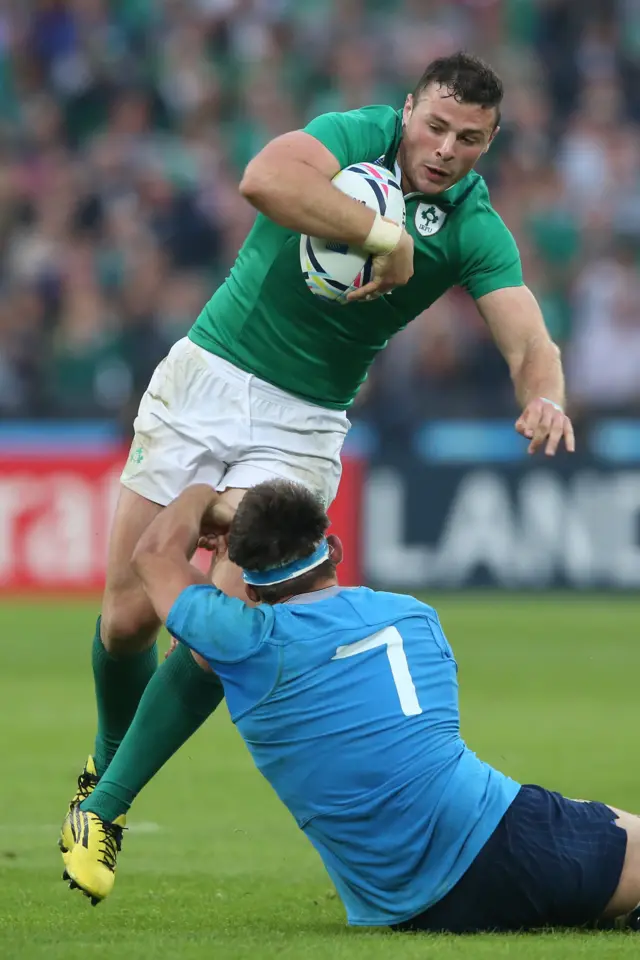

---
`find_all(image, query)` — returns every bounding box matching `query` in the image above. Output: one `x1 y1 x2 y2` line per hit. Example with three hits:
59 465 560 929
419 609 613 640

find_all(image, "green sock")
92 618 158 777
82 642 224 823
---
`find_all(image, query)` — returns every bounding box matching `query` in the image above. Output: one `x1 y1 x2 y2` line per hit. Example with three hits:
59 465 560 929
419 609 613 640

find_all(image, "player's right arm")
239 109 413 296
240 131 375 243
131 484 272 664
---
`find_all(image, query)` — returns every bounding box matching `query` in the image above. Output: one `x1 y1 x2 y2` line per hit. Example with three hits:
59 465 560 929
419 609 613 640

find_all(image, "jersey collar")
283 585 347 605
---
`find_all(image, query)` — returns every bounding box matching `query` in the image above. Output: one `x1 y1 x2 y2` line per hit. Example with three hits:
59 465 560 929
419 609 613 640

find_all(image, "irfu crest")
415 203 448 237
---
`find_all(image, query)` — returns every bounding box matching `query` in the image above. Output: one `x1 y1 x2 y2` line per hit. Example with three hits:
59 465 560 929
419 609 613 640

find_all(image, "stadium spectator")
1 1 640 428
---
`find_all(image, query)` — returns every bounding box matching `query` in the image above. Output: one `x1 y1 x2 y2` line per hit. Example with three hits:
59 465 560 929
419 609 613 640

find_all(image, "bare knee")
101 586 160 656
212 554 249 600
100 485 164 656
602 807 640 918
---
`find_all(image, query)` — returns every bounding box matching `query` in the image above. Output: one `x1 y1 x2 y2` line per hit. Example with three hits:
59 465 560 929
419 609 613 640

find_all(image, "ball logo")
302 162 405 302
415 203 447 237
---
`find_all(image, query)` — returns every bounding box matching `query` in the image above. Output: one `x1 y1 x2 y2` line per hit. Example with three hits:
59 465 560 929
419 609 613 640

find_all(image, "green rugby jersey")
189 105 523 410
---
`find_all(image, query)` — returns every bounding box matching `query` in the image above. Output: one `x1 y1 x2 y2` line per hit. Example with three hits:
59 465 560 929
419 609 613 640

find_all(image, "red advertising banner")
0 451 125 593
327 454 363 586
0 450 363 593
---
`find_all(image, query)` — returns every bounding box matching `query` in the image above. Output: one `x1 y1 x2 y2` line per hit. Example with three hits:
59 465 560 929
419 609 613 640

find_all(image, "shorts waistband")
183 339 348 418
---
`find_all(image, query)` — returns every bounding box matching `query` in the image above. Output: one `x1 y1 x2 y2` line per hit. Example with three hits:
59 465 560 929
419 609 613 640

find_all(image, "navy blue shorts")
394 784 627 934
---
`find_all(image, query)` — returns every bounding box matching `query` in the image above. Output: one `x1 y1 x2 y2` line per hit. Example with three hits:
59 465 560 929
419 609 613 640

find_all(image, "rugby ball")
300 163 405 303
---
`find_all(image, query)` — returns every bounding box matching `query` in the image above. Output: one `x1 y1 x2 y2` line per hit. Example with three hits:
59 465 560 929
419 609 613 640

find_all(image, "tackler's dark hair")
228 479 334 603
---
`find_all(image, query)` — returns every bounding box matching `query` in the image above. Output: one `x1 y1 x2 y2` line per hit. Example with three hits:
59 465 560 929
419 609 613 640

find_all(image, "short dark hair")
228 479 334 604
413 52 503 127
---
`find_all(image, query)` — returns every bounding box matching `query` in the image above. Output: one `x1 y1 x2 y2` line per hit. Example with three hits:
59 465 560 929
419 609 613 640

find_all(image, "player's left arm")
131 484 235 623
459 208 575 457
476 285 575 456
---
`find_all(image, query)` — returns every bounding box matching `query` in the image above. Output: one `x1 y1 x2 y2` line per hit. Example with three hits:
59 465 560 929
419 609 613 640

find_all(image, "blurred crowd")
1 0 640 434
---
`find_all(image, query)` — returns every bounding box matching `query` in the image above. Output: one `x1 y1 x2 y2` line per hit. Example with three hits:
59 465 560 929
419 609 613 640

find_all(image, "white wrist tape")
539 397 564 414
362 213 403 256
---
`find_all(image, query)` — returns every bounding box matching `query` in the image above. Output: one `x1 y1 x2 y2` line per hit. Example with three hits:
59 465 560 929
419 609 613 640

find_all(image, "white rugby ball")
300 163 405 304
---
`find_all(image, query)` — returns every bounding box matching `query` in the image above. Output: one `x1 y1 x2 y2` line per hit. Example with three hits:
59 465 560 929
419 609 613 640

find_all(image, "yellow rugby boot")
59 757 99 865
63 807 125 905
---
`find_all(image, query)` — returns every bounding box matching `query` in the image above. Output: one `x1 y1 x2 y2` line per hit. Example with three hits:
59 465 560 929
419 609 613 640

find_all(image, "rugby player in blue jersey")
65 480 640 932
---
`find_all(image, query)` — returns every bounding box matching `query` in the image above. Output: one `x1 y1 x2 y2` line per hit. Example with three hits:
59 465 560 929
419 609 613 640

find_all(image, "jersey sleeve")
303 105 400 169
166 584 274 665
457 206 524 300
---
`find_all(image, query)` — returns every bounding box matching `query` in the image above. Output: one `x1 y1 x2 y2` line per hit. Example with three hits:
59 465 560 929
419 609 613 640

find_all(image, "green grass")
1 595 640 959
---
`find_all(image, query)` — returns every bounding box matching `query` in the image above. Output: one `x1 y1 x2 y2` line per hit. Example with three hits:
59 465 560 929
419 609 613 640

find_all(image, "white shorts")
120 337 350 508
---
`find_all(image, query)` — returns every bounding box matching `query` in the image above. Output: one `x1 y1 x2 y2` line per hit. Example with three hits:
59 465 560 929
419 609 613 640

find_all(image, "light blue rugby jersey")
167 585 520 926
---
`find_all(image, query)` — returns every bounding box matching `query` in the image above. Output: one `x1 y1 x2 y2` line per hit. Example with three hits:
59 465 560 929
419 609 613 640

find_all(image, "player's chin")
414 173 452 195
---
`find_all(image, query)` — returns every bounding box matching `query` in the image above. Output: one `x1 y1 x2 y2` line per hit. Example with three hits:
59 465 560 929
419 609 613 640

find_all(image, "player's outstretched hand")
515 397 576 456
347 227 414 302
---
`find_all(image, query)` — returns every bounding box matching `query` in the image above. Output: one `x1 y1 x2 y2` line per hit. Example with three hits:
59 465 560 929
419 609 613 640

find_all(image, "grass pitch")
1 595 639 959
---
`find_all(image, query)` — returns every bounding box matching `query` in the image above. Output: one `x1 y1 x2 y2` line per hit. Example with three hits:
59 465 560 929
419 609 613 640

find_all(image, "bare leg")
91 487 165 775
81 488 249 820
101 487 164 654
601 807 640 919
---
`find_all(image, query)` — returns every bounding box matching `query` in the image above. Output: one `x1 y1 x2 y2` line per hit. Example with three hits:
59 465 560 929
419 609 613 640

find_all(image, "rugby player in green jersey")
59 52 575 904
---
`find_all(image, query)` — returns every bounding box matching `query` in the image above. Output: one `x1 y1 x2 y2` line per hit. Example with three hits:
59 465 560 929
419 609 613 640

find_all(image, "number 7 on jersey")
332 626 422 716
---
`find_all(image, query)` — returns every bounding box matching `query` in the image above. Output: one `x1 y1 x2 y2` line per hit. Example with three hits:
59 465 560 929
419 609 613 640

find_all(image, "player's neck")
280 577 340 604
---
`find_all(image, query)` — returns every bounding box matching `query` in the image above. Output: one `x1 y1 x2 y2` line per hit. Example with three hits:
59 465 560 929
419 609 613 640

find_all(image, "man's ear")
402 93 414 129
327 533 343 566
484 125 500 153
